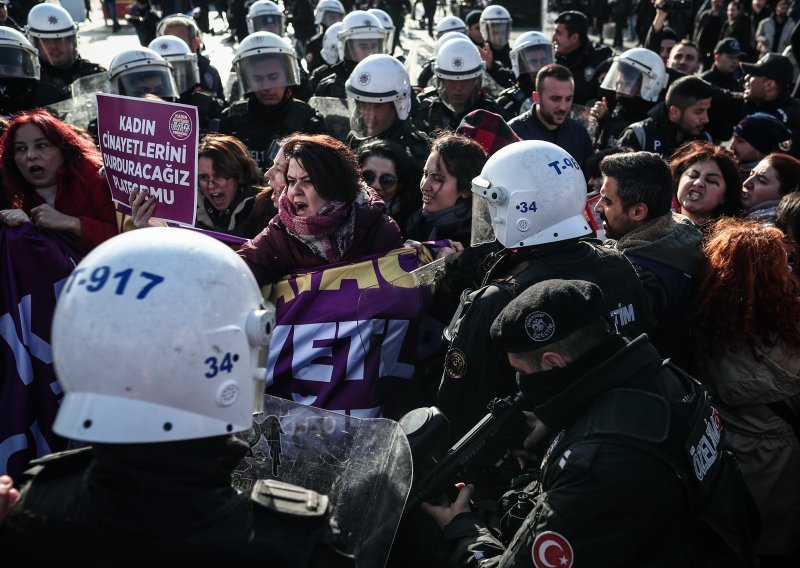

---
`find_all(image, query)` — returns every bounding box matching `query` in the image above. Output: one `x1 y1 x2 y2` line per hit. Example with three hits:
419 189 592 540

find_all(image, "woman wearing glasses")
404 132 488 248
237 133 404 286
129 134 265 238
357 139 421 235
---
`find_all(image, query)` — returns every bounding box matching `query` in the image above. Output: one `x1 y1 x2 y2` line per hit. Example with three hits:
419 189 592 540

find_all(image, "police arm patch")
532 531 574 568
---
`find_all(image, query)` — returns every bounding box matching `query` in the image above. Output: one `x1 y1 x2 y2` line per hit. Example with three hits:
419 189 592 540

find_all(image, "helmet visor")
434 75 480 113
169 59 200 94
343 35 385 62
481 21 510 49
517 44 552 76
0 45 39 79
238 53 299 93
321 10 343 28
347 98 398 138
118 68 179 99
470 192 497 248
600 61 644 98
34 35 77 68
250 13 284 35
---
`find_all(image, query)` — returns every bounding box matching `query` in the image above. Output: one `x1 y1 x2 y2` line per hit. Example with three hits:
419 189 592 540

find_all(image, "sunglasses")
363 170 397 191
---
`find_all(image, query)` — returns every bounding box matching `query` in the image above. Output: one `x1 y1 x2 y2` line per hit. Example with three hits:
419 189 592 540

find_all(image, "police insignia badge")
444 347 467 379
532 531 574 568
584 66 595 82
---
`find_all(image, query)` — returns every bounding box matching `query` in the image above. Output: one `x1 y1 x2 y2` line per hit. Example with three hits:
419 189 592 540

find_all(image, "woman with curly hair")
237 133 403 286
0 109 117 251
691 217 800 564
669 140 743 226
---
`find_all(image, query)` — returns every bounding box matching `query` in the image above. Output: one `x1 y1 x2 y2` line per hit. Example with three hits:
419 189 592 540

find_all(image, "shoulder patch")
532 531 574 568
444 347 467 379
250 478 329 517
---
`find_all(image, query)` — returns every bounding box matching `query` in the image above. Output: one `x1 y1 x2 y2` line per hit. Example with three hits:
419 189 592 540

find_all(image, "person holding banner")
0 109 117 251
237 133 403 286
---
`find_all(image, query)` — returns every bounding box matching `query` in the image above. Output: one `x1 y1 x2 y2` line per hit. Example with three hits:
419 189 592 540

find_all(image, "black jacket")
508 107 594 170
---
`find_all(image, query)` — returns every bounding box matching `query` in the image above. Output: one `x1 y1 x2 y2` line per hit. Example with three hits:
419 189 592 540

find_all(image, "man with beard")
594 151 703 367
219 32 327 170
592 47 668 150
616 75 713 158
552 10 611 106
508 64 593 170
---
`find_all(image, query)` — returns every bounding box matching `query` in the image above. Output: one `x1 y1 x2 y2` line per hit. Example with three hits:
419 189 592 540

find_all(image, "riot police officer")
0 27 65 115
304 0 345 75
0 228 355 566
495 31 553 121
107 47 180 100
345 54 430 177
416 37 501 134
552 10 612 105
25 3 105 95
314 10 385 99
219 31 327 169
435 140 651 442
148 35 225 133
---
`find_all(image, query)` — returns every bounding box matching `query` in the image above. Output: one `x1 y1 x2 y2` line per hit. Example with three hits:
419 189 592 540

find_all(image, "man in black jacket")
552 10 611 105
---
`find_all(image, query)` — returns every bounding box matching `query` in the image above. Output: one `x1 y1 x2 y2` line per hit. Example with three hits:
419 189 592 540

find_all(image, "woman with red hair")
692 217 800 564
0 109 117 251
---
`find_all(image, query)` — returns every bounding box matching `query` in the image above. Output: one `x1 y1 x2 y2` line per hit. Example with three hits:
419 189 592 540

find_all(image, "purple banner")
0 224 85 478
266 248 430 418
97 93 199 226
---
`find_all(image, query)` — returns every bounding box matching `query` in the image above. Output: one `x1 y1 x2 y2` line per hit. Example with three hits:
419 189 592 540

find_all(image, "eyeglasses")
363 170 397 191
198 174 232 187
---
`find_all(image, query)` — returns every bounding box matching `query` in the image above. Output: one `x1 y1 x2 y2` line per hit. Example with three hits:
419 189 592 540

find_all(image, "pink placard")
97 93 199 226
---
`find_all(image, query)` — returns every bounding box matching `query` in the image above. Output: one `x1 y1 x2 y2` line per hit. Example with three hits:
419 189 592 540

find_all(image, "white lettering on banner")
689 416 721 481
610 303 636 327
101 133 188 164
119 115 156 136
267 319 414 385
110 175 175 204
103 154 191 187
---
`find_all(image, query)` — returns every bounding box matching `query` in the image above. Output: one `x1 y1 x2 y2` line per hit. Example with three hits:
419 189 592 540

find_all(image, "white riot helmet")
148 35 200 96
247 0 284 36
433 30 465 57
510 31 553 79
479 4 512 51
315 0 345 28
233 31 301 96
26 3 77 68
0 27 40 80
435 16 467 39
433 37 485 112
321 21 342 65
337 10 385 63
367 8 395 53
52 229 275 444
471 141 590 249
108 47 180 100
600 47 667 102
346 54 411 137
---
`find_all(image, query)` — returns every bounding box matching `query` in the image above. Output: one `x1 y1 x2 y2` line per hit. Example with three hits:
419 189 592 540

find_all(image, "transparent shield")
308 96 351 141
600 60 644 98
237 52 300 94
45 72 111 129
234 394 413 567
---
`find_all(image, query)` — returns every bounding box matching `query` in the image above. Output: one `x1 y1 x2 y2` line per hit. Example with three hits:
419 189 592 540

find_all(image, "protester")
741 152 800 225
0 109 117 251
670 140 743 226
777 191 800 270
357 139 421 234
237 134 403 286
0 228 354 566
691 217 800 566
730 112 794 177
404 132 487 247
250 138 288 235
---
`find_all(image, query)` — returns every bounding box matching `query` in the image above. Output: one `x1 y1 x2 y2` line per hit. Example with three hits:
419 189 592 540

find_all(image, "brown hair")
281 134 362 203
669 140 743 218
198 133 265 191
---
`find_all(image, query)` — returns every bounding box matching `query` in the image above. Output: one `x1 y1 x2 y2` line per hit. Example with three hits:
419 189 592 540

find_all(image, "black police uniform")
0 440 355 567
219 93 328 169
554 41 612 106
437 240 650 443
494 74 535 121
0 79 68 116
39 56 106 93
198 53 226 103
415 86 501 134
305 30 325 73
593 95 655 150
616 102 713 158
443 335 759 567
347 119 431 176
745 93 800 159
180 86 225 134
314 60 355 99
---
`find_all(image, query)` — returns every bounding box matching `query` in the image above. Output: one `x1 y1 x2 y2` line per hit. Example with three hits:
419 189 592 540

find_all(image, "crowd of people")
1 0 800 566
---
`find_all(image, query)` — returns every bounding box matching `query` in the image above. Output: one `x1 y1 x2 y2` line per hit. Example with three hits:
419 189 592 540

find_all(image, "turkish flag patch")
532 531 574 568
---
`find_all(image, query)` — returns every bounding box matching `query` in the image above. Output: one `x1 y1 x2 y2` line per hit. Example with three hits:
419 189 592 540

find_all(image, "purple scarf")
278 190 356 263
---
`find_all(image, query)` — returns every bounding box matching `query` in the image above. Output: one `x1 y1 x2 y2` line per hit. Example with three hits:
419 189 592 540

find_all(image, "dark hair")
535 63 573 93
554 11 588 43
357 138 421 221
777 191 800 237
1 109 102 208
430 131 488 194
282 134 362 203
584 147 627 183
199 133 265 191
764 152 800 196
666 76 713 111
599 151 673 218
669 140 743 218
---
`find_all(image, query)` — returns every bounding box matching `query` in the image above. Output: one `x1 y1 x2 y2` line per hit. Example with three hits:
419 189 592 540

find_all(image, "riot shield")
570 103 597 140
45 72 110 130
308 96 351 142
234 394 413 567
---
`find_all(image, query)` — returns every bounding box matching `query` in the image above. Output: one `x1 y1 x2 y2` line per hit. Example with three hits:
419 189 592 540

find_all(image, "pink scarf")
278 191 356 263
